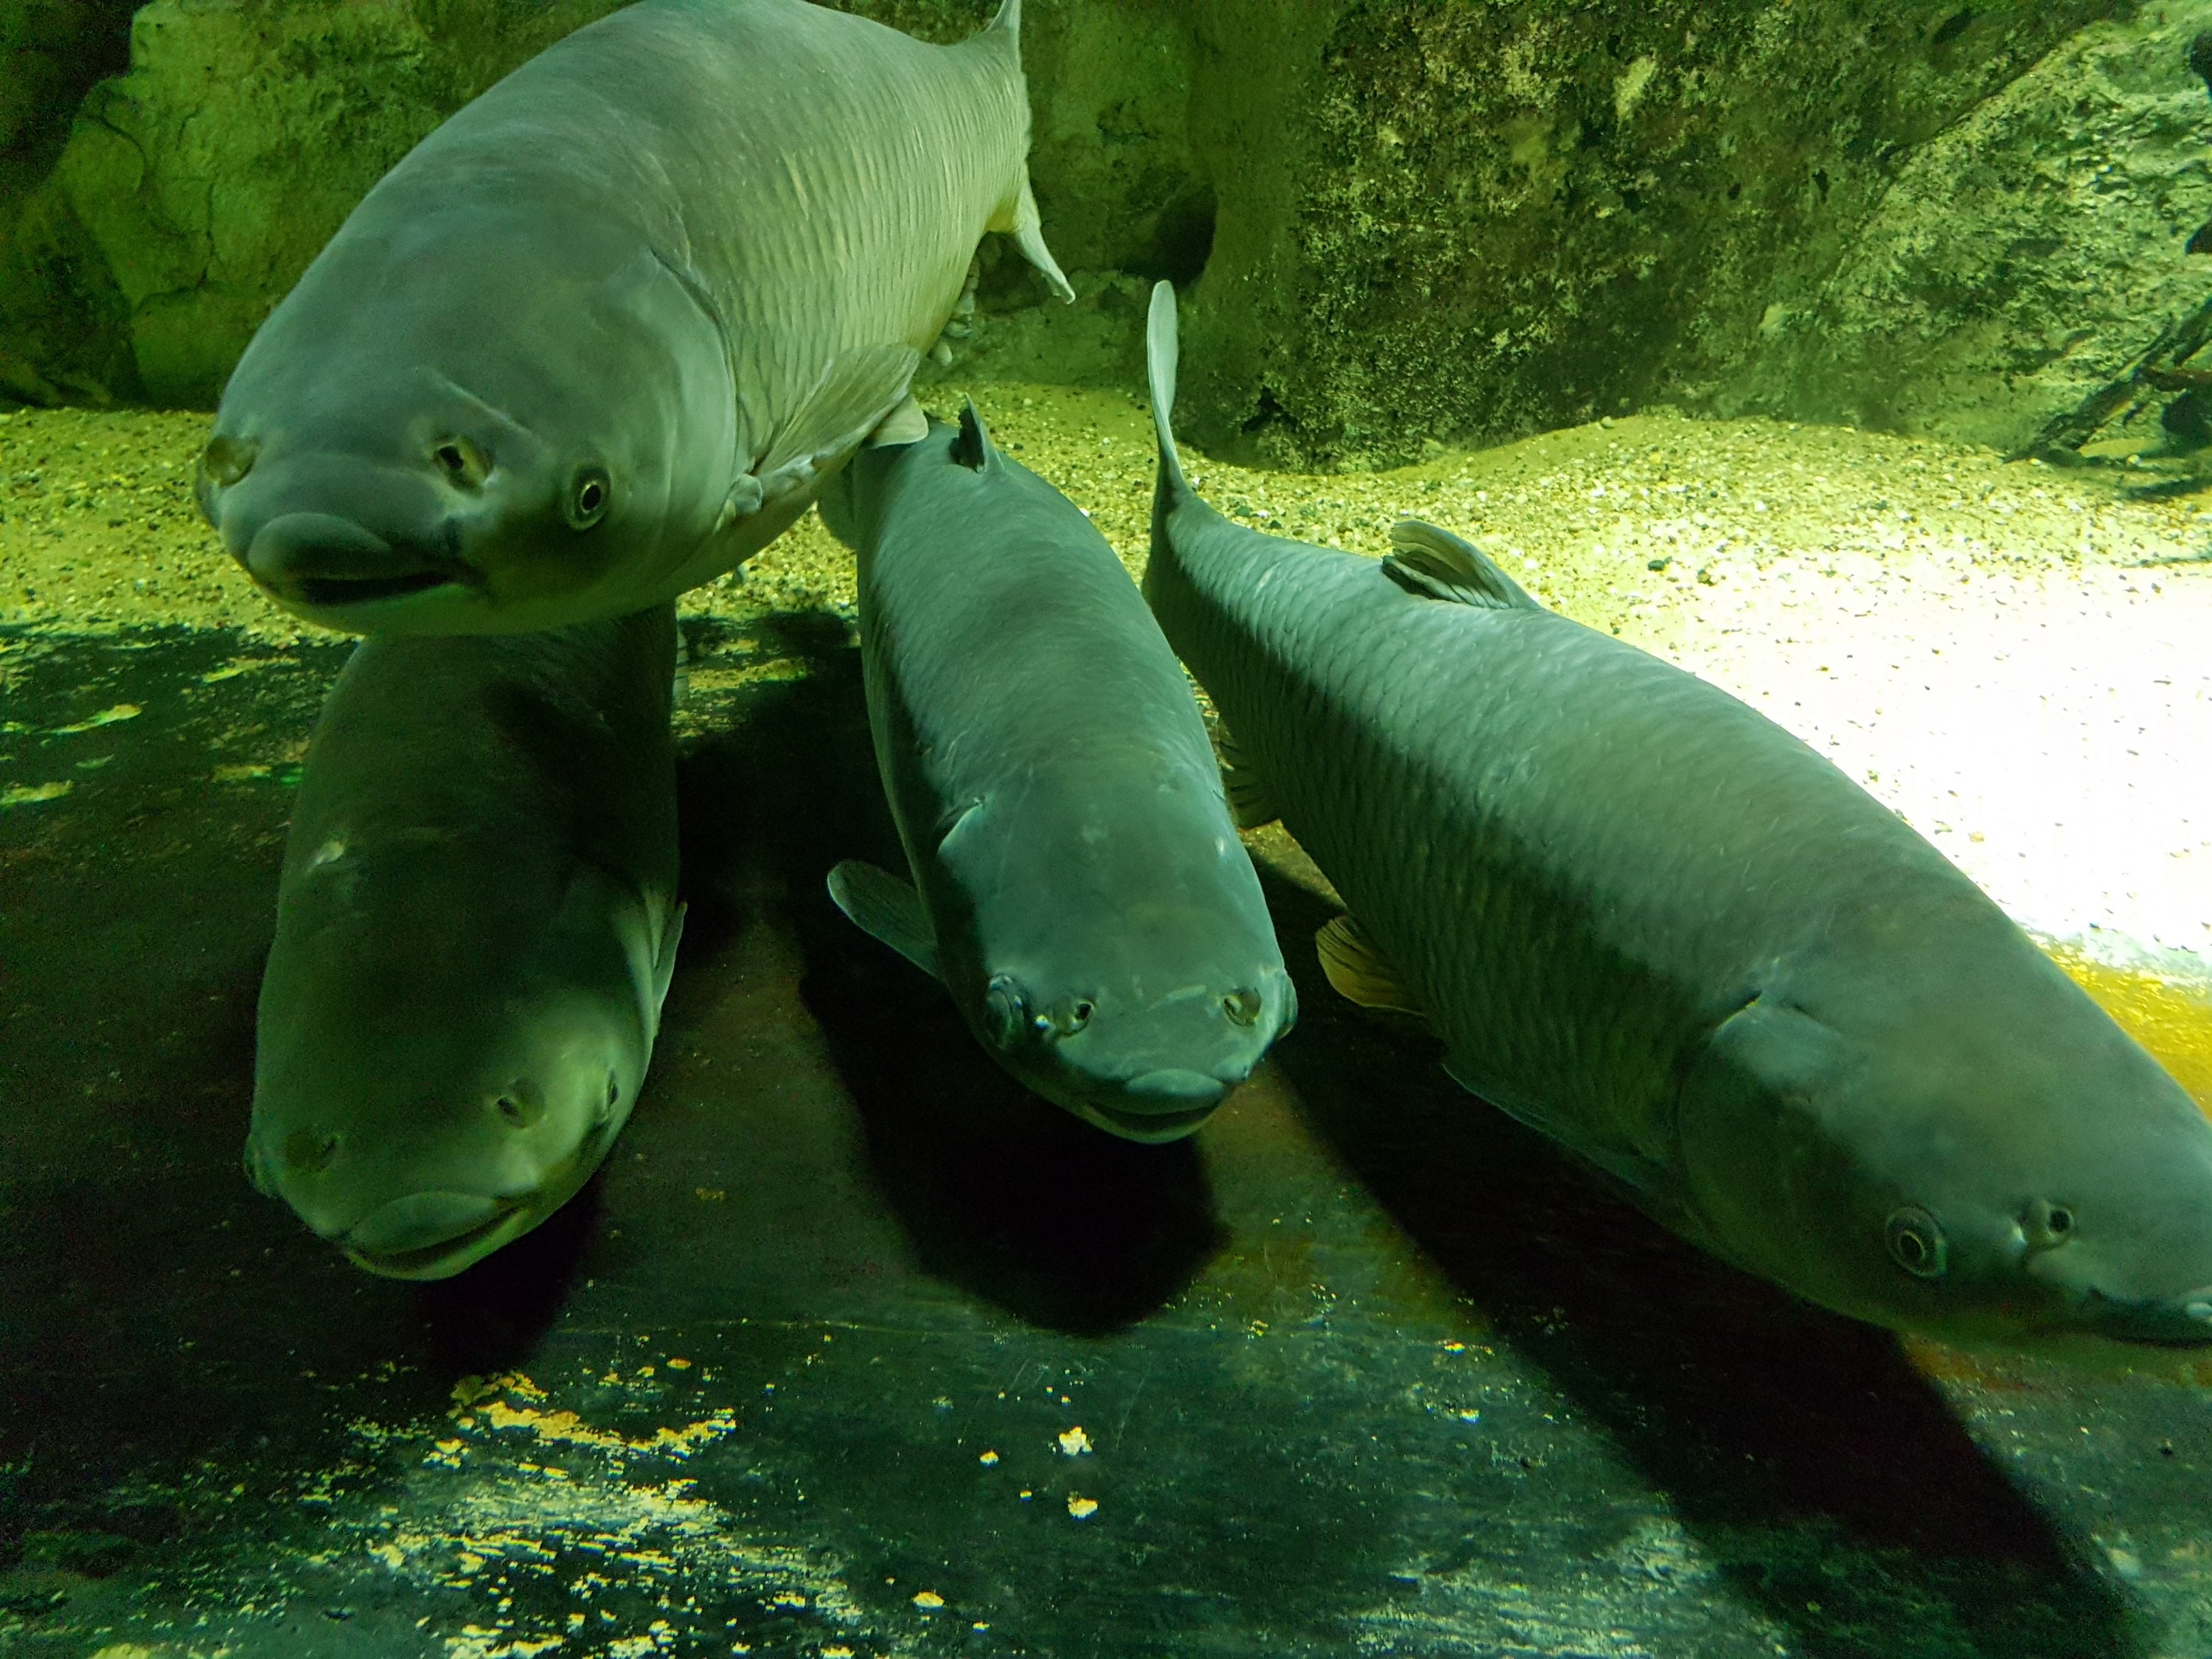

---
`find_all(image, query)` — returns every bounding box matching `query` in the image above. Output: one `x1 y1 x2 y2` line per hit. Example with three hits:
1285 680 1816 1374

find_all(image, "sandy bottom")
4 392 2208 1011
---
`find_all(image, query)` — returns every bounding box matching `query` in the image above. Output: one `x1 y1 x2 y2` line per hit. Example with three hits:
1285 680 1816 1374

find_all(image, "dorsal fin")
1383 518 1541 610
952 399 997 472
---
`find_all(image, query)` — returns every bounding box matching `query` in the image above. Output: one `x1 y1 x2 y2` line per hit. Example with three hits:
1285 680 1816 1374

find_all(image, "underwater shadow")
412 1175 606 1375
1252 869 2145 1659
0 628 591 1551
674 611 1223 1335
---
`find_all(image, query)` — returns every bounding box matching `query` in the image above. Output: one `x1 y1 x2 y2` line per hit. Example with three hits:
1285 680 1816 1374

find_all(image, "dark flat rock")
0 620 2202 1659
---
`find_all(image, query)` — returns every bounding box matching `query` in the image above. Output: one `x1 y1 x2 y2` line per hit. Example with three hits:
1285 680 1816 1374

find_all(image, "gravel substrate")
4 390 2208 990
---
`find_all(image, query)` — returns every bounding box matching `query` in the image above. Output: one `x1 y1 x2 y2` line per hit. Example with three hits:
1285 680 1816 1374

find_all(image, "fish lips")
206 456 482 625
242 512 478 613
2055 1284 2212 1349
1064 1065 1254 1144
340 1192 538 1281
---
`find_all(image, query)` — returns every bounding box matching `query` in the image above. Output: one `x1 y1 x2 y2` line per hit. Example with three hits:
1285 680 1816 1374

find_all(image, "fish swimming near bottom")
1141 279 2212 1350
246 605 685 1279
816 402 1294 1141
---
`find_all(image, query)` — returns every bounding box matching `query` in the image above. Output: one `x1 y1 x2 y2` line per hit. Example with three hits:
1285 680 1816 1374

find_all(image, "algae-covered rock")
0 0 139 403
6 0 1206 409
54 0 622 408
1726 4 2212 455
1175 0 2122 467
0 0 2155 460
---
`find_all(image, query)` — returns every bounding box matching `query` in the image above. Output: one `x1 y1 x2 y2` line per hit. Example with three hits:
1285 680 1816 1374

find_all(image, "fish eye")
984 976 1027 1049
1885 1206 1948 1279
1223 988 1263 1026
432 435 491 488
566 462 612 530
200 434 257 487
493 1086 545 1129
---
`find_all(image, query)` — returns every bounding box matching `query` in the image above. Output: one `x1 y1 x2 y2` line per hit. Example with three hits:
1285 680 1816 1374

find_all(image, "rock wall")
1722 2 2212 455
0 0 2187 470
1172 0 2125 467
0 0 140 402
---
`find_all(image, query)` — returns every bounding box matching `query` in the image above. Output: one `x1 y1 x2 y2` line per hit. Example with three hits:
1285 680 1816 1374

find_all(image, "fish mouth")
1079 1079 1256 1141
2081 1287 2212 1349
1085 1099 1222 1143
1081 1071 1239 1143
238 510 474 617
291 568 461 609
340 1194 533 1281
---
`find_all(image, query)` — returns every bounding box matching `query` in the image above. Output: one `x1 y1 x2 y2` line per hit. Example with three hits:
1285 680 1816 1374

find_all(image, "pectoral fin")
1316 915 1425 1018
1215 721 1279 829
647 901 687 1034
827 860 940 978
747 344 925 508
1010 176 1076 304
1383 518 1542 611
868 394 930 448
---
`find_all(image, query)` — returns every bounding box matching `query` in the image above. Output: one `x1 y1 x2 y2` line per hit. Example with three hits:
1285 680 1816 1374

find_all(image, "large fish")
1141 280 2212 1349
198 0 1072 636
816 402 1294 1141
245 605 686 1279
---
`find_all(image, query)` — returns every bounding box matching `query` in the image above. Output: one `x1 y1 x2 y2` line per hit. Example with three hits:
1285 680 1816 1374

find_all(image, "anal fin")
827 860 939 978
1215 721 1279 829
1316 915 1425 1018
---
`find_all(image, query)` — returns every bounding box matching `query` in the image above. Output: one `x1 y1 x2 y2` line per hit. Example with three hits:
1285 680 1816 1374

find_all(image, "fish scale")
202 0 1071 635
1161 532 1746 1191
1141 279 2212 1349
815 403 1293 1141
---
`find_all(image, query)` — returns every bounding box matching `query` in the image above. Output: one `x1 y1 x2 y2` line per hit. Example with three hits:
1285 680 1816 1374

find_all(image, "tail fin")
1147 280 1192 501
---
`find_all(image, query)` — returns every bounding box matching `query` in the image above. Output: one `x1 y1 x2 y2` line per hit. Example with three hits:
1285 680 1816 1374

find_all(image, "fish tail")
1147 279 1192 504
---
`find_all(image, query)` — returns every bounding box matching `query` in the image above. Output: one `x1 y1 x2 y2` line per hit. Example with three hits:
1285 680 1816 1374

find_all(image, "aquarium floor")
4 398 2212 1658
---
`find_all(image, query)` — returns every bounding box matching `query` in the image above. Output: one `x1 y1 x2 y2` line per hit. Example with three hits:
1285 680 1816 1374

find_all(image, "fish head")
200 206 737 633
1675 928 2212 1350
939 771 1294 1141
246 865 665 1279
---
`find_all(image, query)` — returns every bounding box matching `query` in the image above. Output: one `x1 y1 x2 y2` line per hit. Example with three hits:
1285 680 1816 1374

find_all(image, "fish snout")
243 512 459 609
